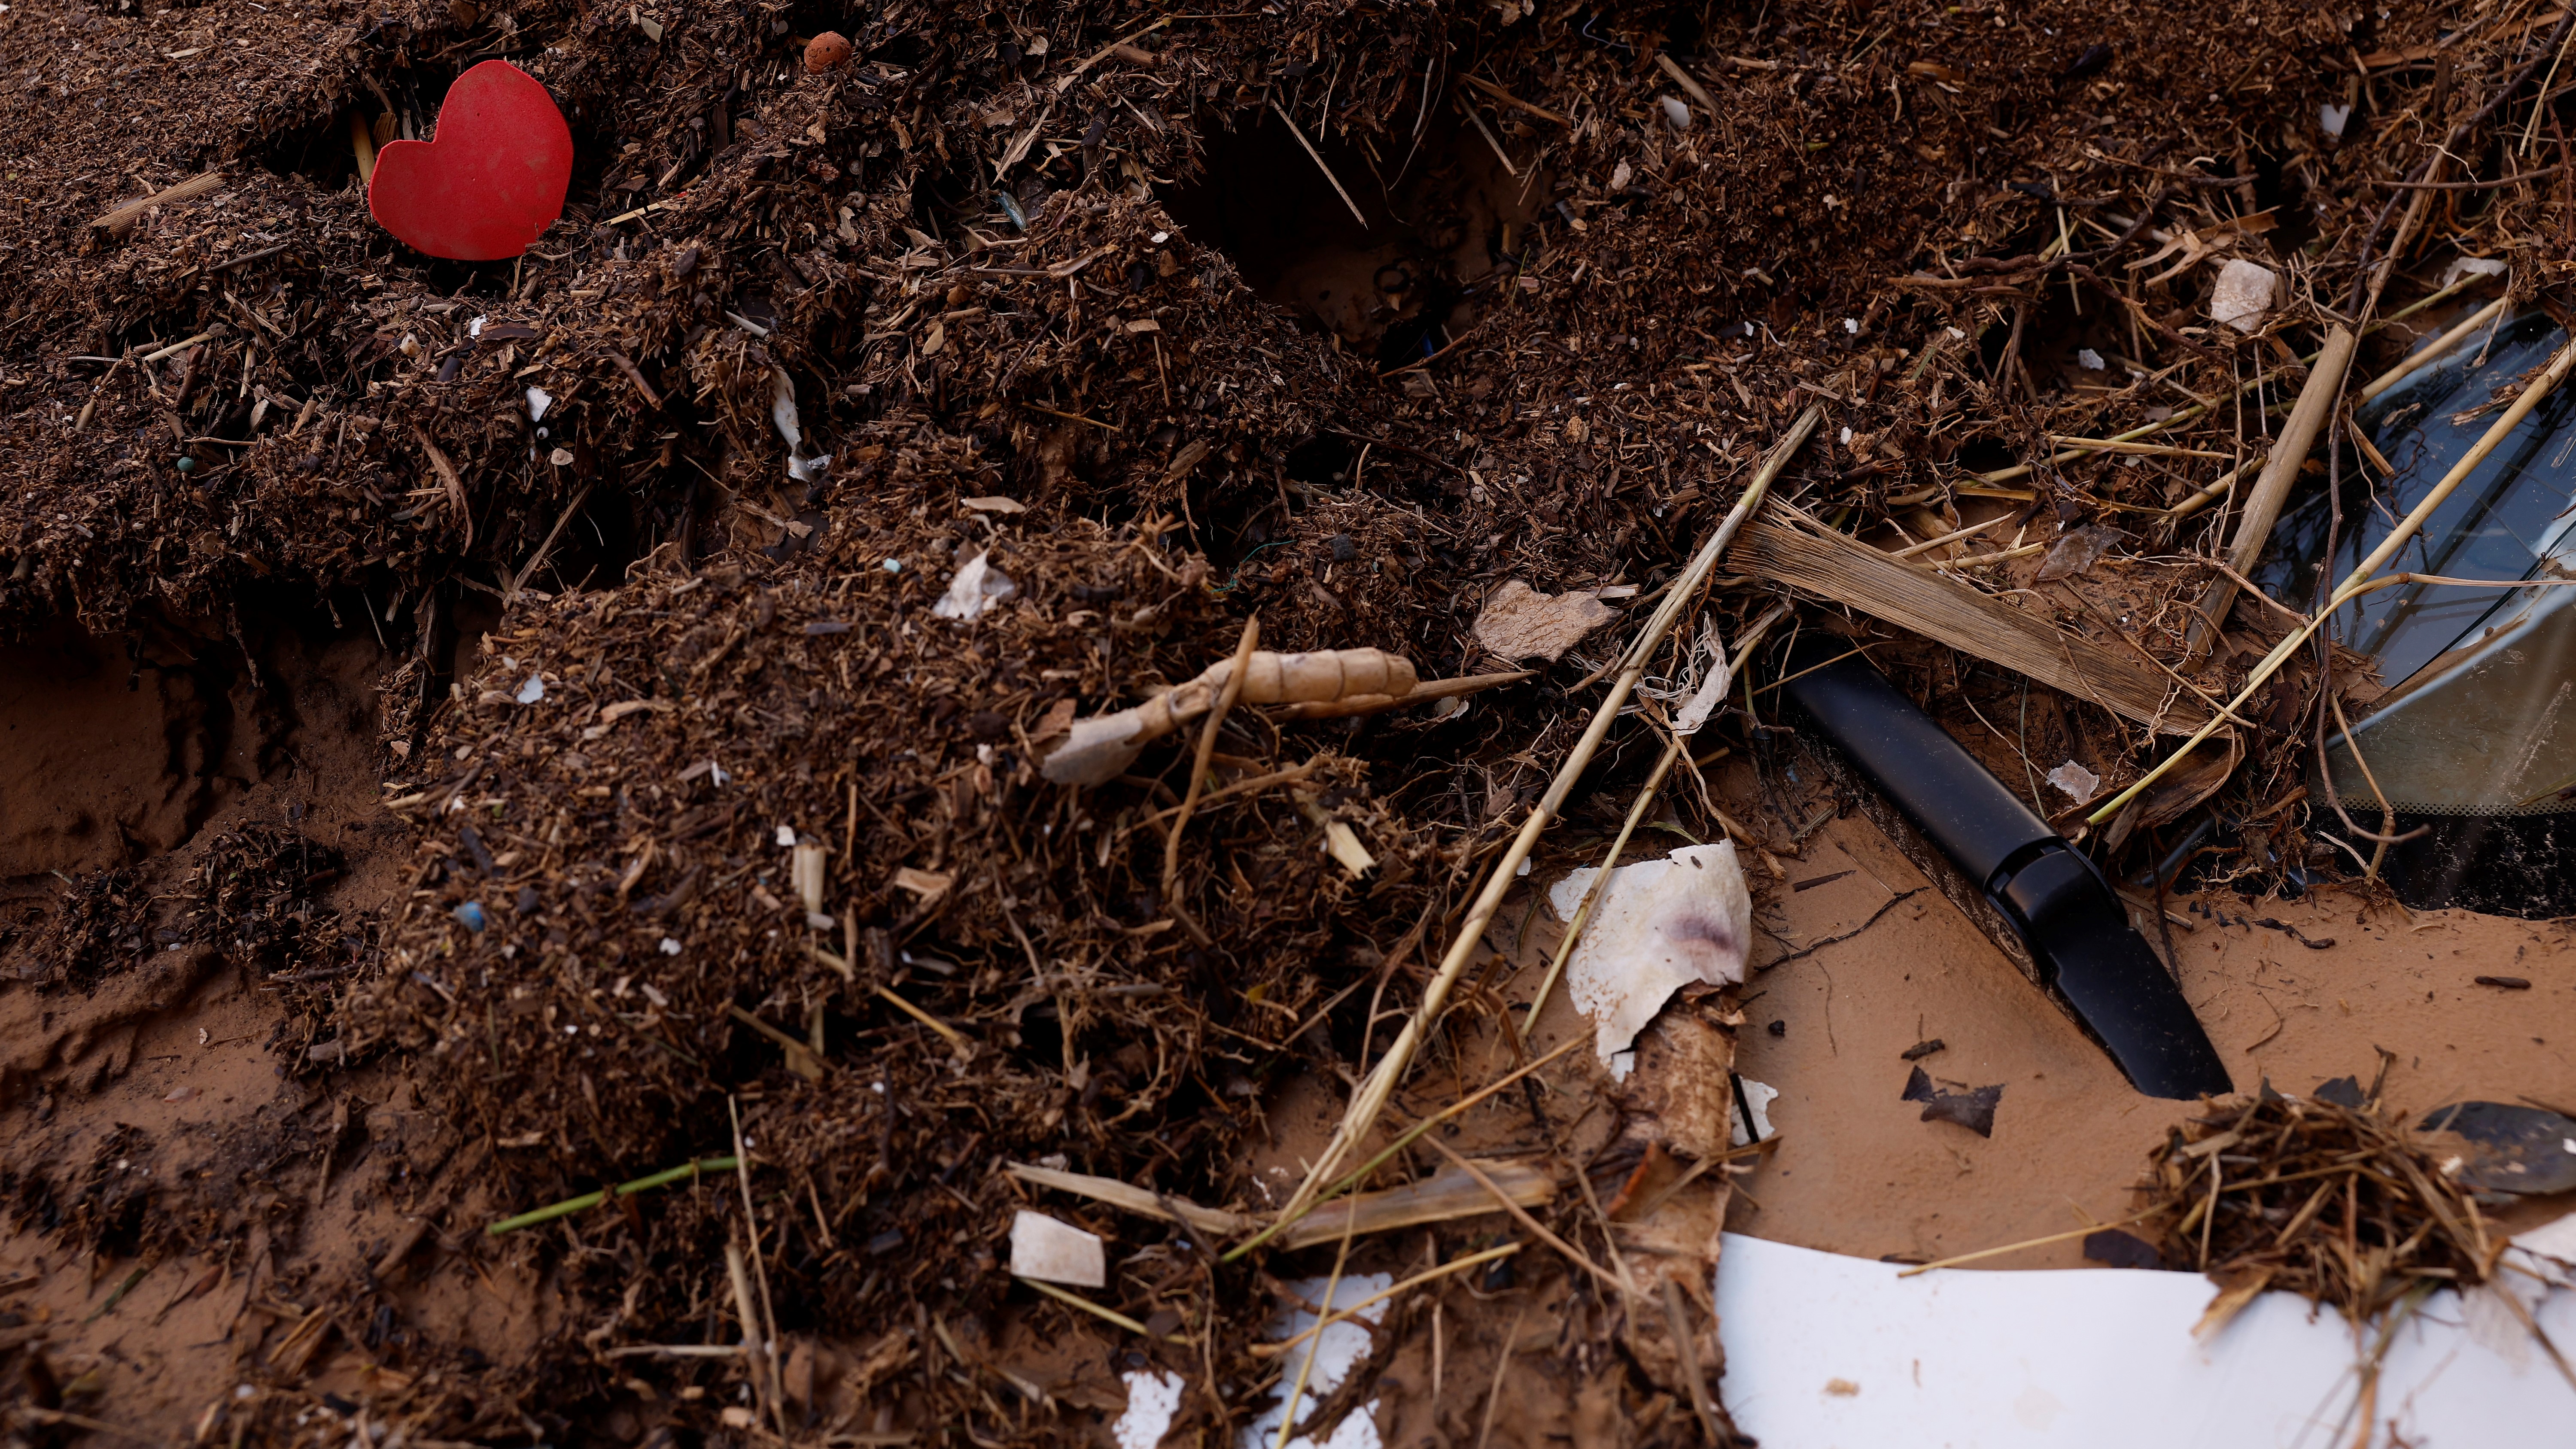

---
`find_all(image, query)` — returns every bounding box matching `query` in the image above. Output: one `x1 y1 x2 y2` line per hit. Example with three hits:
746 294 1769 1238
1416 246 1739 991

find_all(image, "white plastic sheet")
1712 1229 2576 1447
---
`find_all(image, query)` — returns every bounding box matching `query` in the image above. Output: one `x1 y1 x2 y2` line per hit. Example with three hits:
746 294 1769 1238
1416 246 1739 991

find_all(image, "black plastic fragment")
1778 634 2232 1100
1901 1064 2003 1137
2082 1228 2164 1270
2420 1101 2576 1194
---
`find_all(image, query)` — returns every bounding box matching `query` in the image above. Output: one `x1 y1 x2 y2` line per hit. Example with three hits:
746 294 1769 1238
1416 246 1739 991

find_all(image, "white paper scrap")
1550 842 1750 1078
1007 1209 1105 1288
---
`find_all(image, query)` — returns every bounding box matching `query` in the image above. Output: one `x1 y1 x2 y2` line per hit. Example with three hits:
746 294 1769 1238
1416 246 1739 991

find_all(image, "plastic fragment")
1731 1077 1779 1146
932 550 1018 621
2046 761 2102 804
1007 1209 1106 1288
2209 259 2277 332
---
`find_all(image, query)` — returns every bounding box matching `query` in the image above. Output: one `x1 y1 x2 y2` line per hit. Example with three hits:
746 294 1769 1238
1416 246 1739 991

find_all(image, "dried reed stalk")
1262 405 1822 1233
1730 510 2213 734
2137 1084 2490 1328
2182 323 2357 662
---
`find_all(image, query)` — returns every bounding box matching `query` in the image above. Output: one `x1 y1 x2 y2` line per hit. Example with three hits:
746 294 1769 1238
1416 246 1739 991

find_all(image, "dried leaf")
2034 524 2128 582
1473 579 1618 662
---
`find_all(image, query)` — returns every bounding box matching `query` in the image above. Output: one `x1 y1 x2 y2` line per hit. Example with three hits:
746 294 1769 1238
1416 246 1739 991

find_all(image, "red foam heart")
368 61 572 261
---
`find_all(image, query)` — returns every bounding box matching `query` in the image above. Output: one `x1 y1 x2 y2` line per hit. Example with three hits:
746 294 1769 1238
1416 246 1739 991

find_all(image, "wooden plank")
1727 515 2212 735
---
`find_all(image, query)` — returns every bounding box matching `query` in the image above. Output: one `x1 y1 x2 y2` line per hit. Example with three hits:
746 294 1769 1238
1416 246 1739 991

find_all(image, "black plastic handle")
1779 633 2232 1100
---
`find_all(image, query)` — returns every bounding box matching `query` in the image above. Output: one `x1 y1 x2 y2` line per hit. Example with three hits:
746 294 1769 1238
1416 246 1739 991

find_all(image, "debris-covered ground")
3 0 2575 1441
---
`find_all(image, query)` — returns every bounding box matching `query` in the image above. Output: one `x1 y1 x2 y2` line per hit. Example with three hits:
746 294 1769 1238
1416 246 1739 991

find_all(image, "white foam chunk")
1114 1370 1185 1449
1240 1274 1394 1449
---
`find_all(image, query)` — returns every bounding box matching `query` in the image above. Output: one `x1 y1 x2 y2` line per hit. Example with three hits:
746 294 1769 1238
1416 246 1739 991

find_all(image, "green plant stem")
486 1156 742 1235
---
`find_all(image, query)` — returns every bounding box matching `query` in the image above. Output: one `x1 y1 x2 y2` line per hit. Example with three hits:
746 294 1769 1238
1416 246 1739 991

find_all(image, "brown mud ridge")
1 0 2571 1443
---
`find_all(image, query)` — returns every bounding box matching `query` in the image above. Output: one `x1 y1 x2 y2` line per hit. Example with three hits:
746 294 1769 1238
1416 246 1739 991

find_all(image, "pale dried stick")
1022 1278 1192 1343
1163 614 1259 945
1269 407 1820 1230
1272 1200 1356 1449
1896 1207 2162 1276
1661 1278 1724 1445
1423 1136 1627 1295
1222 1038 1584 1261
2355 295 2509 404
1945 274 2495 492
1475 1304 1531 1449
729 1096 787 1434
